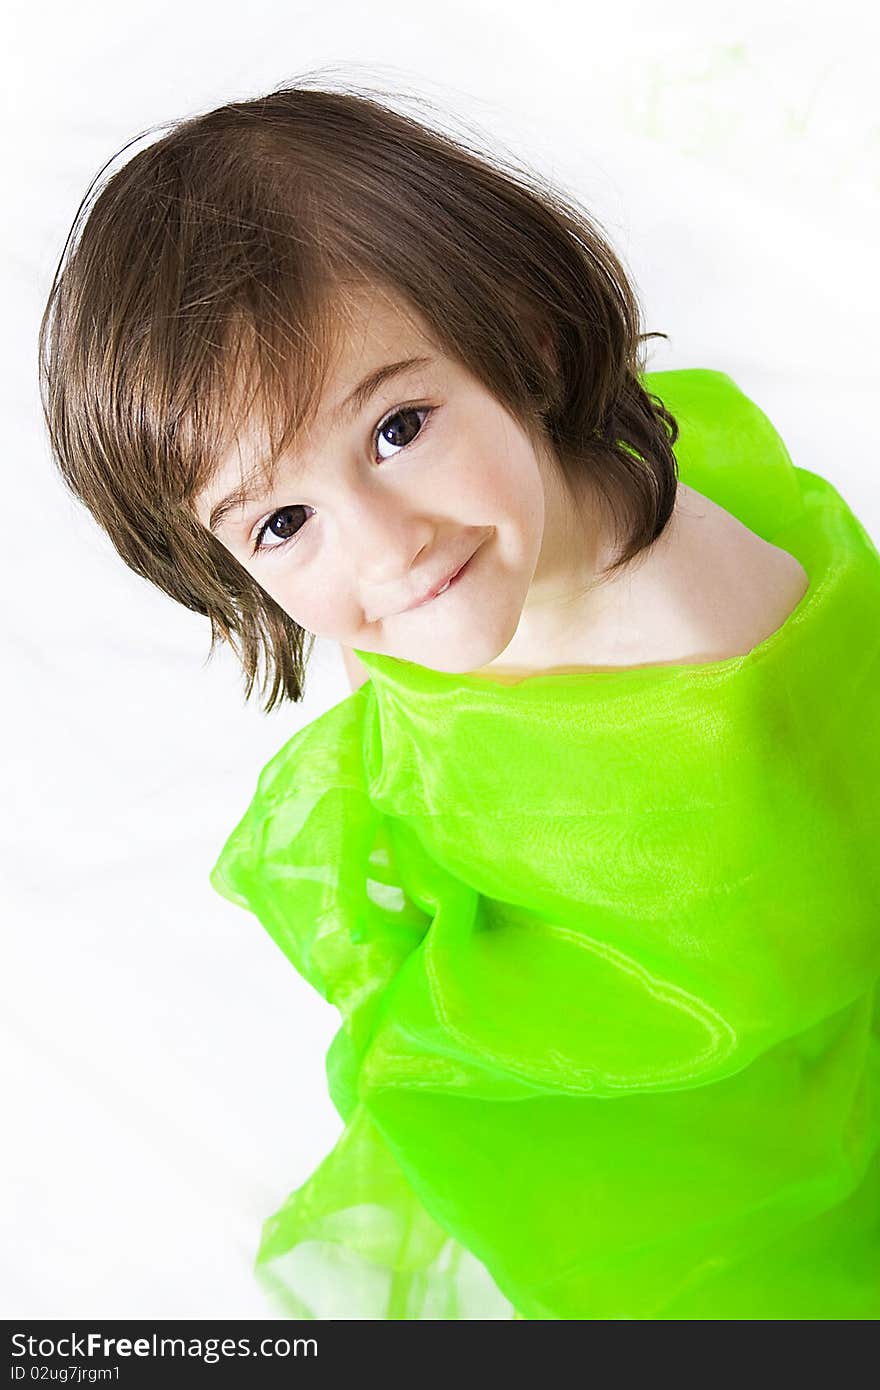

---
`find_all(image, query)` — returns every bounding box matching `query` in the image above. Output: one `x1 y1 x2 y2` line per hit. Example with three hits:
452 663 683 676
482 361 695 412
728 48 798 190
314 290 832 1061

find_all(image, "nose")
339 487 437 585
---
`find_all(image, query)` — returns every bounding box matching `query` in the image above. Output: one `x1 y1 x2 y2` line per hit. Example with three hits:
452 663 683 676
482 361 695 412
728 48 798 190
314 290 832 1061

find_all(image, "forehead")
333 283 440 370
197 285 445 531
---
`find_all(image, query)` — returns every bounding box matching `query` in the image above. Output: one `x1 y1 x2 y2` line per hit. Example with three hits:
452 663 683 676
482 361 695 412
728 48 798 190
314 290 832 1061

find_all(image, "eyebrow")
207 354 435 535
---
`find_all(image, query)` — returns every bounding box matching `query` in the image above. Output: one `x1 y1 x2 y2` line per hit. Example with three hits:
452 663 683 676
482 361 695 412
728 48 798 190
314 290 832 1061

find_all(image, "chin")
406 627 519 675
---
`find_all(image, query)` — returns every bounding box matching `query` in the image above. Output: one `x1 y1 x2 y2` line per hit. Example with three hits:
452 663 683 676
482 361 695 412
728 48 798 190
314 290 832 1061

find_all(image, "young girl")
38 83 880 1320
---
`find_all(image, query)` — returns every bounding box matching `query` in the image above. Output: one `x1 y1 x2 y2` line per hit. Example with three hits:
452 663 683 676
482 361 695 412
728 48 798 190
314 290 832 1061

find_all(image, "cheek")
452 449 540 521
302 591 361 637
475 451 545 545
257 570 357 637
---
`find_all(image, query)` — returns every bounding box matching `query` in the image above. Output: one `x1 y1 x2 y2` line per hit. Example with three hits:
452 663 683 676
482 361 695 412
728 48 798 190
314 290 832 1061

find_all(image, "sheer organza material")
210 369 880 1319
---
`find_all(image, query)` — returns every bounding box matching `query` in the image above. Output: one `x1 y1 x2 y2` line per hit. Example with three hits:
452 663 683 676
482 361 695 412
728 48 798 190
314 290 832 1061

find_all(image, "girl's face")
197 286 590 674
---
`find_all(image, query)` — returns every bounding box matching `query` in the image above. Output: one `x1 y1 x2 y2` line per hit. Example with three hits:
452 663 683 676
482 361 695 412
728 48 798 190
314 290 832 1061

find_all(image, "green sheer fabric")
210 369 880 1319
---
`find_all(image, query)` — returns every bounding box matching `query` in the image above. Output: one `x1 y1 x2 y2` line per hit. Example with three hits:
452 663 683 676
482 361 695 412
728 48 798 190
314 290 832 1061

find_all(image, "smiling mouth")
405 547 478 613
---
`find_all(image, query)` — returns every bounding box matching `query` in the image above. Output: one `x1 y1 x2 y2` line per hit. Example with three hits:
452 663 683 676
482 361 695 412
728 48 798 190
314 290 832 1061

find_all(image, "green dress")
209 368 880 1319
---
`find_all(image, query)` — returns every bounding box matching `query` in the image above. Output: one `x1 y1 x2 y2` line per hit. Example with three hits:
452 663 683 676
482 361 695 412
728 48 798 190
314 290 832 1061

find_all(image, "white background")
2 0 878 1318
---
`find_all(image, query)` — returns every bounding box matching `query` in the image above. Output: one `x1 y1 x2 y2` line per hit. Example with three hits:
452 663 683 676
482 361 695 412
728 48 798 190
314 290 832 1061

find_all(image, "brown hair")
38 78 679 711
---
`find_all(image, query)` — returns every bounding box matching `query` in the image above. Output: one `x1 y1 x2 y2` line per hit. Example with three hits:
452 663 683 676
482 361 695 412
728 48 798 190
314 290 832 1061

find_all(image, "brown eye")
252 504 313 555
375 406 431 460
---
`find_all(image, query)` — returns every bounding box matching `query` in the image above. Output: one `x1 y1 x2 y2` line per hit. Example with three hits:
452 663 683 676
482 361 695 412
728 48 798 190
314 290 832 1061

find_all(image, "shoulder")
671 484 810 660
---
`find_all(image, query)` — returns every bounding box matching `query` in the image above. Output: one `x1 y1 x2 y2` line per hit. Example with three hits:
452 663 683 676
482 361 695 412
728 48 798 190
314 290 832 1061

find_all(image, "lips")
408 555 470 610
370 536 488 621
386 545 478 618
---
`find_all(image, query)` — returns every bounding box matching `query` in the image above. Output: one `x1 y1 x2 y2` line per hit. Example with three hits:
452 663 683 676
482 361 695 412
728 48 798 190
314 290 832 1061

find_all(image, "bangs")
181 276 350 526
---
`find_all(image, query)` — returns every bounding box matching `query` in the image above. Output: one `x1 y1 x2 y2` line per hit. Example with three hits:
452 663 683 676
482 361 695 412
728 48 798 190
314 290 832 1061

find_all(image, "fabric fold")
210 691 519 1317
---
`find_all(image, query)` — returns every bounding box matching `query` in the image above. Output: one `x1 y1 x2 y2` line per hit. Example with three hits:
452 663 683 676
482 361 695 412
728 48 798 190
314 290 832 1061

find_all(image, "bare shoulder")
754 537 811 623
340 644 371 692
672 484 810 660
